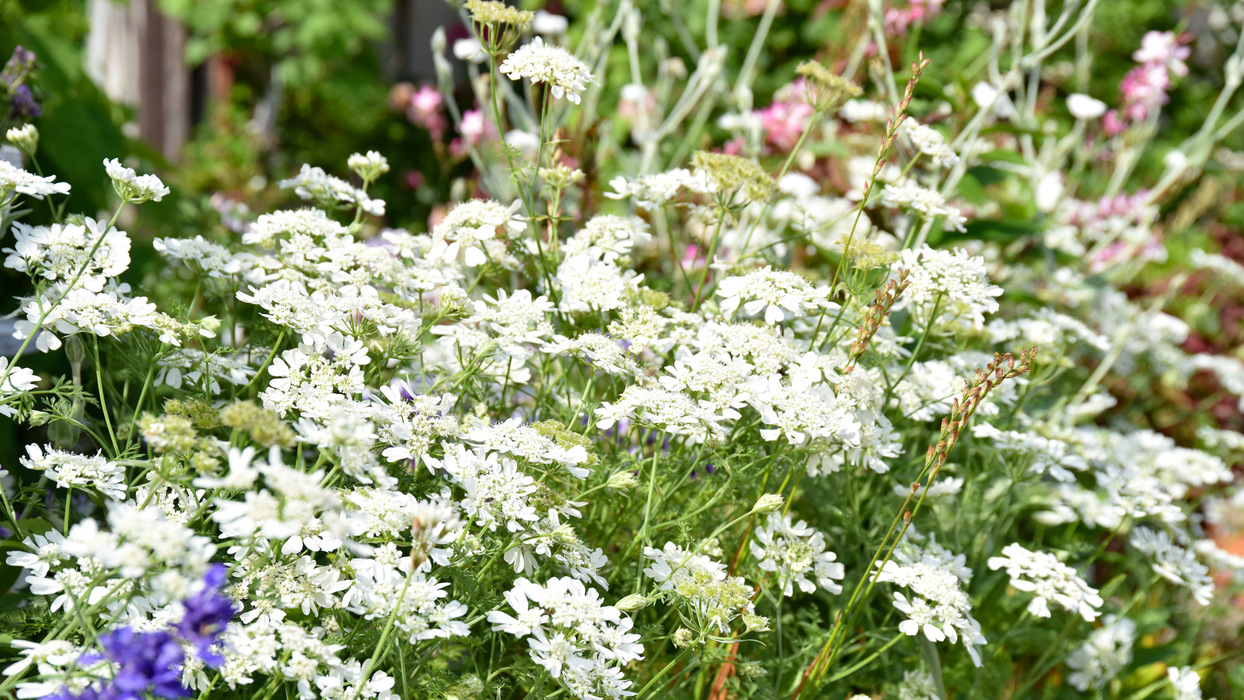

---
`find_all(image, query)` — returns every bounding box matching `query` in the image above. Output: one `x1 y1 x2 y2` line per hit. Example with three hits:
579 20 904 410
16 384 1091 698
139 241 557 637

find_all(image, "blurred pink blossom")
408 84 448 140
885 0 946 35
1104 31 1189 135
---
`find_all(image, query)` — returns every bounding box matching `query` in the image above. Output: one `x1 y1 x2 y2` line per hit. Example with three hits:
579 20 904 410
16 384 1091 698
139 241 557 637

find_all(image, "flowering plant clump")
2 2 1244 700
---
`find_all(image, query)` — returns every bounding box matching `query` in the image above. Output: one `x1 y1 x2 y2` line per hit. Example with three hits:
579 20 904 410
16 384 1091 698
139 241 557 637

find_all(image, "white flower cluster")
750 513 845 597
902 122 960 168
1065 615 1136 691
0 159 70 200
643 542 765 635
606 168 714 209
881 180 967 232
986 543 1102 620
875 538 987 666
19 444 127 500
716 266 836 325
500 37 594 103
896 245 1003 332
488 576 642 699
1129 527 1214 605
279 164 385 216
104 157 170 203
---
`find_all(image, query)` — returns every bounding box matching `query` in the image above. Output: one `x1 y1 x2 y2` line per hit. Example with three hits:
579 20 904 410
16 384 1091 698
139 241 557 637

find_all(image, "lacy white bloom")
4 218 131 293
750 513 845 596
897 668 939 700
432 199 526 267
1065 615 1136 691
875 541 986 666
499 37 593 103
347 150 389 180
881 181 967 231
488 576 642 698
343 560 468 644
0 160 70 199
0 357 38 417
1129 527 1213 605
716 267 836 325
986 543 1102 620
605 168 714 209
279 163 385 216
1169 666 1214 700
20 444 126 500
103 157 170 203
896 245 1003 332
642 542 761 635
903 122 960 168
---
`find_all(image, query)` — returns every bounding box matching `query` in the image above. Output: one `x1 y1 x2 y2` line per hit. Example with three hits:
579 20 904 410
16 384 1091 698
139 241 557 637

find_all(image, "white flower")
103 157 170 202
0 357 38 417
971 81 1014 118
716 267 836 325
500 37 593 103
279 163 385 216
986 543 1102 620
0 160 71 199
1067 93 1108 120
347 151 389 181
896 245 1003 332
452 37 487 64
1129 527 1214 605
488 576 642 695
19 444 126 500
532 10 569 34
1168 666 1213 700
875 540 987 666
6 124 37 154
903 122 960 168
1065 615 1136 691
881 181 967 232
750 513 845 596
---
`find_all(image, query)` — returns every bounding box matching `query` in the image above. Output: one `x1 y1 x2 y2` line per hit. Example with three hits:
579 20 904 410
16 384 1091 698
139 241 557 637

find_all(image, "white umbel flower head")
986 543 1103 620
750 513 845 597
500 37 593 103
103 157 170 203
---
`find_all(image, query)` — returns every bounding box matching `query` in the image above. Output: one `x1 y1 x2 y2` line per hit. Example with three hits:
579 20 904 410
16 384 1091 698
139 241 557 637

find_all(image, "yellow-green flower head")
465 0 533 27
691 151 777 204
796 61 862 112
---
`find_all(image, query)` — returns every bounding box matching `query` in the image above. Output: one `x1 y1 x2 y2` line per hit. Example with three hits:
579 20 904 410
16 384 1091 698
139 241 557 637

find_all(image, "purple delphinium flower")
11 84 41 119
0 46 36 89
174 564 235 667
49 565 235 700
100 628 189 700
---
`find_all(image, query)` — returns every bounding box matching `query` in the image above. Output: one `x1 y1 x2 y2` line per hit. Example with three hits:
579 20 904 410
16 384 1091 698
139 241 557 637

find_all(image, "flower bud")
752 493 784 514
671 627 697 648
607 470 638 489
615 594 648 612
6 123 37 157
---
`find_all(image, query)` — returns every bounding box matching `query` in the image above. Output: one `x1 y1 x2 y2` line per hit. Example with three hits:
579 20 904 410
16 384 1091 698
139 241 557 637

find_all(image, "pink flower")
722 136 746 155
1133 31 1190 77
449 108 497 158
884 0 946 35
408 84 448 139
757 96 814 152
1103 31 1189 135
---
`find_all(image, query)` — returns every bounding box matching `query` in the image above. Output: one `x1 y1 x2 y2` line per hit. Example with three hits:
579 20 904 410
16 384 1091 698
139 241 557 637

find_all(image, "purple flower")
0 46 36 89
51 566 235 700
10 84 41 119
174 564 235 667
100 628 189 700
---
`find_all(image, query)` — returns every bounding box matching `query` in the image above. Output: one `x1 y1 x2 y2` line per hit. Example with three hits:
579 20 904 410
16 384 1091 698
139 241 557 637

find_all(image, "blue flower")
174 564 235 667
